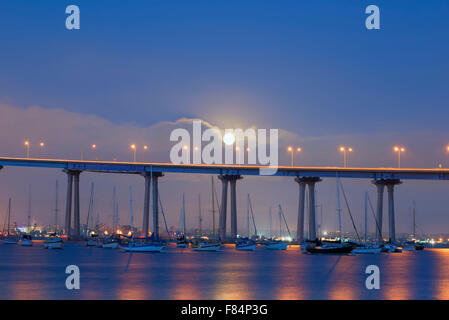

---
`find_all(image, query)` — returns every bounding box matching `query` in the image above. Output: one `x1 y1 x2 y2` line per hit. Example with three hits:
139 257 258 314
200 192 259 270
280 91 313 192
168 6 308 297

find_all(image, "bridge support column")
229 176 243 241
372 179 401 244
64 170 73 236
295 177 321 242
386 179 401 244
218 175 242 241
372 180 386 244
64 169 82 238
152 173 163 241
142 174 151 237
142 172 163 240
294 178 306 243
73 171 81 239
218 175 229 241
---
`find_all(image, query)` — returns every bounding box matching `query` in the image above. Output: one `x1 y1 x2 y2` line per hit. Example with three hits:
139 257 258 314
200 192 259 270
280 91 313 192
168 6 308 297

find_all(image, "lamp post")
143 145 148 162
339 146 353 167
91 144 97 161
39 142 45 158
394 146 405 168
287 146 302 167
24 141 30 159
131 144 136 162
236 146 241 164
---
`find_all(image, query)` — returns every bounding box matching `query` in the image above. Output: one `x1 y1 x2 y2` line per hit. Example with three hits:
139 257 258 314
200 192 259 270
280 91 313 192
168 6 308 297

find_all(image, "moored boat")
236 238 256 251
120 235 165 252
19 234 33 246
191 238 221 251
3 235 19 245
102 236 119 249
382 244 402 253
120 242 164 252
352 245 382 254
86 232 99 246
43 233 63 249
305 243 353 254
264 240 287 250
176 234 188 248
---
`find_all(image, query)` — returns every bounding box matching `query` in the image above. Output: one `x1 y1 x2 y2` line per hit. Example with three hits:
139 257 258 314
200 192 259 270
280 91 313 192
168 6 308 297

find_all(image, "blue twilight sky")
0 1 449 235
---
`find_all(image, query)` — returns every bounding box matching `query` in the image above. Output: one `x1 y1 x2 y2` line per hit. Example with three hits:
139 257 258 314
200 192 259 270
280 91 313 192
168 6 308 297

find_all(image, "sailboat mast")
413 200 416 239
55 180 59 231
248 195 258 237
115 199 119 234
269 207 272 239
336 177 342 238
182 193 186 234
129 186 133 235
27 184 31 229
211 176 215 236
247 194 250 238
7 198 11 235
364 191 368 243
198 194 202 235
279 206 282 238
112 186 116 234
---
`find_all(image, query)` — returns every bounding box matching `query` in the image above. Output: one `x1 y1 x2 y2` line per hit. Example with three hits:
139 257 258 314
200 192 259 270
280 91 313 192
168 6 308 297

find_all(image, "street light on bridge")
39 142 45 158
91 144 98 161
287 146 301 167
143 145 148 162
339 146 353 167
130 144 137 162
394 146 405 168
24 141 30 159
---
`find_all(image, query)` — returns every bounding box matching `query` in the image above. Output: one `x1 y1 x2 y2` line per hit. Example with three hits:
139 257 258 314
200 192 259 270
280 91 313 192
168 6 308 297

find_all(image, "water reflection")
1 244 449 299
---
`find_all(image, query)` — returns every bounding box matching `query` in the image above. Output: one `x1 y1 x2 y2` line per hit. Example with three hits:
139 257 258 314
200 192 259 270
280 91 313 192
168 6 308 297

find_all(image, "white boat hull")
120 245 164 252
102 242 119 249
86 240 98 246
192 244 221 251
19 240 33 246
236 244 256 251
352 247 382 254
264 243 287 250
3 239 18 245
44 242 63 249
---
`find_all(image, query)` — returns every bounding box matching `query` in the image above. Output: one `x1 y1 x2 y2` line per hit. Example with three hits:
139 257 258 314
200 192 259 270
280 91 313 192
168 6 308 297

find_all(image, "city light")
24 140 30 158
339 146 353 167
130 144 137 162
287 146 301 166
394 146 405 168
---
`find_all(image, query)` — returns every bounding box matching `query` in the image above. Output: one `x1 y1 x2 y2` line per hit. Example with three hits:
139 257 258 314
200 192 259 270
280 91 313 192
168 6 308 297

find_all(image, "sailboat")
305 178 354 254
3 198 18 245
264 205 289 250
86 183 98 246
236 194 256 251
43 232 63 249
19 233 33 246
402 201 424 251
176 193 188 248
120 181 165 252
352 192 382 254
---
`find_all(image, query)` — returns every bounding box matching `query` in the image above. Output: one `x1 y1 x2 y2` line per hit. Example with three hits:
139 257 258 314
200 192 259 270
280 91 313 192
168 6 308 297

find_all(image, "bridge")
1 157 449 243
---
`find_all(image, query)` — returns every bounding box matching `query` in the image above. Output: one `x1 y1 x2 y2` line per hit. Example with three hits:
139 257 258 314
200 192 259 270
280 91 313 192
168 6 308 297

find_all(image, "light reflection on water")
0 243 448 300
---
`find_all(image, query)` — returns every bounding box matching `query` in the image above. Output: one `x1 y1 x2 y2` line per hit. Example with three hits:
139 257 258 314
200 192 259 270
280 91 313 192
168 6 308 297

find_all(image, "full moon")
223 133 235 145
